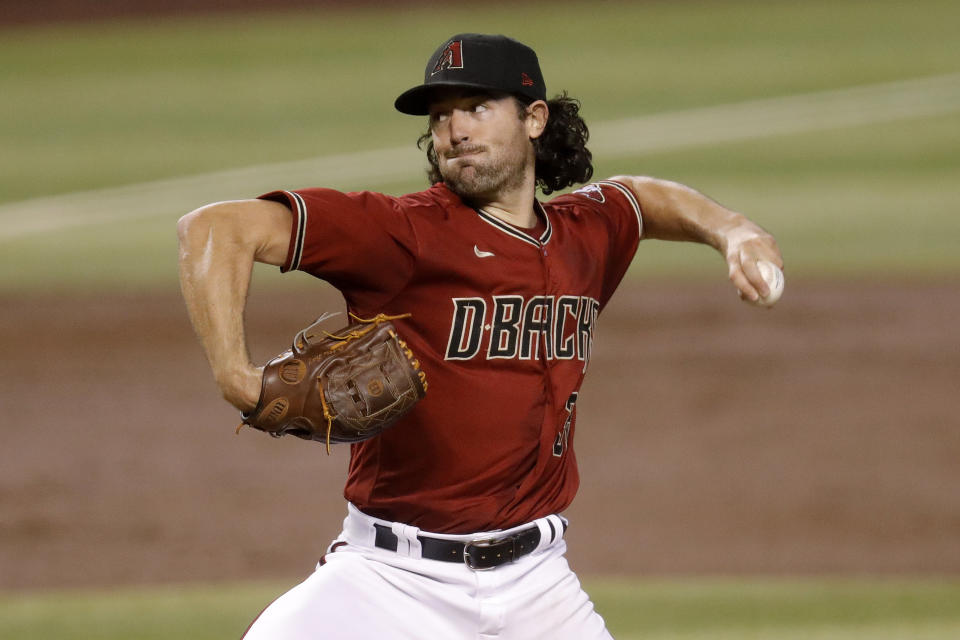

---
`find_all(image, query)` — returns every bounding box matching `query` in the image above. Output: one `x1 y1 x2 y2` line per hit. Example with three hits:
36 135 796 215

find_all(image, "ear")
524 100 549 139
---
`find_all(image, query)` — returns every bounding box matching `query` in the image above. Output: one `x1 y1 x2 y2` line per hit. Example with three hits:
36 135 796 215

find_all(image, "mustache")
443 145 486 159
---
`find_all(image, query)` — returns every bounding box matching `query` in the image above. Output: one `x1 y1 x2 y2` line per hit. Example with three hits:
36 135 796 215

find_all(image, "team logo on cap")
431 40 464 75
521 72 535 87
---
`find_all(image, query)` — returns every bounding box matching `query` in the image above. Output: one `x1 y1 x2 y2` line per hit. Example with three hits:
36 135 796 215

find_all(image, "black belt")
373 519 565 571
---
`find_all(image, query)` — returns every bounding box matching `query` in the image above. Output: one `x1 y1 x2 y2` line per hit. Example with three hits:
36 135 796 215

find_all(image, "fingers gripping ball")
754 260 785 307
239 313 428 453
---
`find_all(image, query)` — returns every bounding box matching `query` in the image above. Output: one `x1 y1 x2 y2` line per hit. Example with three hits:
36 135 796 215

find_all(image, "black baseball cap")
394 33 546 116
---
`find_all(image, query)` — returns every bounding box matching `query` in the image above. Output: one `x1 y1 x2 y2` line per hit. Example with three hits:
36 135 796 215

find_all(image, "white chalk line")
2 72 959 241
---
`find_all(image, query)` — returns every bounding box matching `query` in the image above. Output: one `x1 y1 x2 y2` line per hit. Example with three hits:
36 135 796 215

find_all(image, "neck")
466 173 539 229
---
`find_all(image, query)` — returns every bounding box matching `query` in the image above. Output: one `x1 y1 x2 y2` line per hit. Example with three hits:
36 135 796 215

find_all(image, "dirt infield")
2 280 959 590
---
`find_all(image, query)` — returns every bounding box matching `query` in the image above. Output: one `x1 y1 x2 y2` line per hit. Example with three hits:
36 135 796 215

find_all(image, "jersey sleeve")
258 188 418 310
553 179 644 308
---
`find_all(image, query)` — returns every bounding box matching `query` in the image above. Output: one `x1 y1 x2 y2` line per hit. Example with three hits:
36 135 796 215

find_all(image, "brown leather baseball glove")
238 313 427 453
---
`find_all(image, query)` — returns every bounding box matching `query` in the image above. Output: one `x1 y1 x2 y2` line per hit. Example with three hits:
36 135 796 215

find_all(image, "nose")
447 109 471 144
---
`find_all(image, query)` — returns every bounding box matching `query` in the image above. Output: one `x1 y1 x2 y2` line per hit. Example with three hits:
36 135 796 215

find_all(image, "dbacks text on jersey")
445 295 600 363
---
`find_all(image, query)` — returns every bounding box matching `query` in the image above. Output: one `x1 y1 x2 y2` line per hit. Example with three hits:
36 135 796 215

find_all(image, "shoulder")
546 180 638 210
394 183 464 215
545 180 640 219
260 184 460 218
544 179 643 239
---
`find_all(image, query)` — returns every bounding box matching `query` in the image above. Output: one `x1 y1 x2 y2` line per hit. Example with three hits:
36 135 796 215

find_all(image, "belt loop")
534 518 553 551
549 514 568 540
390 522 422 559
536 515 567 549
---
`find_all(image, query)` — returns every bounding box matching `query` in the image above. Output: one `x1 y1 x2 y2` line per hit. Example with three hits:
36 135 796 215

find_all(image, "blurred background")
1 1 958 638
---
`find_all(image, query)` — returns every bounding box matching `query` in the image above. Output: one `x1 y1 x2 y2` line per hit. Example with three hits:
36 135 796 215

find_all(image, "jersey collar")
473 201 552 248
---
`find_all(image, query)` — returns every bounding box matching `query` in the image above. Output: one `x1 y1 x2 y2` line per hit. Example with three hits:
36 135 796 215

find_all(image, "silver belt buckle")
463 535 516 571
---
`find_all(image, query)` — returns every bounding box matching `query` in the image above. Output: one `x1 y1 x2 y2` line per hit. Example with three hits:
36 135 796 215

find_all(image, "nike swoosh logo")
474 245 495 258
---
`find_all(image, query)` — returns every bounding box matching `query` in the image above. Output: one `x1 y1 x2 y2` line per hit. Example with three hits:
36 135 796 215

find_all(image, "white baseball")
755 260 784 306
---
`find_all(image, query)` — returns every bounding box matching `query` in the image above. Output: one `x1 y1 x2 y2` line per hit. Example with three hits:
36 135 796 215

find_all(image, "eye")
470 102 488 114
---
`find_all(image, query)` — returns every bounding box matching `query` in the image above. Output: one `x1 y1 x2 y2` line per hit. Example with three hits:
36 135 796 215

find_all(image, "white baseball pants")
242 504 613 639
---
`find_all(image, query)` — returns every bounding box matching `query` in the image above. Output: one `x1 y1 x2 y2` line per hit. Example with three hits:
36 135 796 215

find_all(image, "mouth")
445 146 485 160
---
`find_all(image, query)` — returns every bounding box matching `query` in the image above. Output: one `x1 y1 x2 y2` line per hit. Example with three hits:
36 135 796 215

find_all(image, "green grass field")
2 578 959 640
1 0 958 291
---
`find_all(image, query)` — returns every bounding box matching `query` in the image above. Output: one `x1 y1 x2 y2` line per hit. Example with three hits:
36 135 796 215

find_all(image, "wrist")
717 215 760 257
217 365 263 412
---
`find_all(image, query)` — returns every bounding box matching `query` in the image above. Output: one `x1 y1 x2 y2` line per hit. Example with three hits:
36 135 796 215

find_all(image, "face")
428 91 544 200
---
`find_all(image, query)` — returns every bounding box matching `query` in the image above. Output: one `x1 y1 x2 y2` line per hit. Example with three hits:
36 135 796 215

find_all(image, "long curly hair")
417 92 593 195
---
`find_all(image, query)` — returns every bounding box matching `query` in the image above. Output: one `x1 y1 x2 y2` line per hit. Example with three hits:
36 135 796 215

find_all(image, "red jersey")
260 180 642 533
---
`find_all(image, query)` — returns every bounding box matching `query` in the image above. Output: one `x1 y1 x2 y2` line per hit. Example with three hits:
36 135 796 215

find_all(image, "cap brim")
394 81 506 115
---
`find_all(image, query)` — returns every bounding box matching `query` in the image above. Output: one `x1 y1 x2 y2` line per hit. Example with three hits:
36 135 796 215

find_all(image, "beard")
439 142 530 200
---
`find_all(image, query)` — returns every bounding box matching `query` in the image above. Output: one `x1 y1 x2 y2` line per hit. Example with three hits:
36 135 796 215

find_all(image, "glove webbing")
237 312 417 454
317 312 414 454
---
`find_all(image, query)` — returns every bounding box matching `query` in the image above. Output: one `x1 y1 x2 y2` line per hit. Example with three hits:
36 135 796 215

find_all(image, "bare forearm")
177 205 262 411
613 175 783 303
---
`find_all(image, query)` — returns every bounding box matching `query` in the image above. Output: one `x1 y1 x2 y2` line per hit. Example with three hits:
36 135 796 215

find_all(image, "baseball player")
178 33 783 639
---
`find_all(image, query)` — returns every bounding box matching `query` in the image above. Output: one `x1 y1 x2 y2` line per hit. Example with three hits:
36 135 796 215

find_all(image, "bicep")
610 175 724 244
245 199 295 266
609 175 682 241
179 198 293 267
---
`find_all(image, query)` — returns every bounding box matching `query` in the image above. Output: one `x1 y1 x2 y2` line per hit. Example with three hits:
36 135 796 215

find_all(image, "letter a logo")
431 40 464 75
